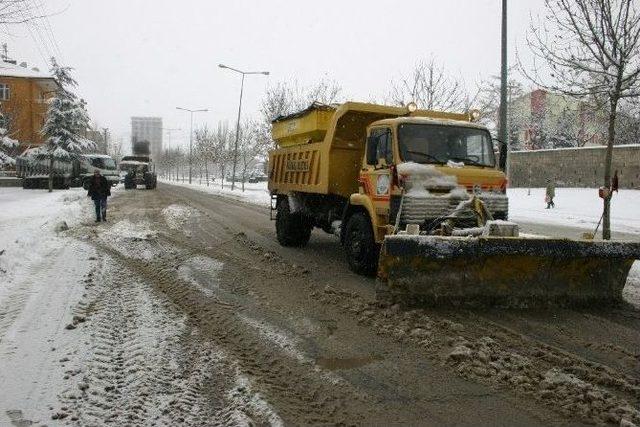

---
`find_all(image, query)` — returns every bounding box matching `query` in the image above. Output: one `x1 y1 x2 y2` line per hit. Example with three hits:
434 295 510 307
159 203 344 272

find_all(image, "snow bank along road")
1 183 639 426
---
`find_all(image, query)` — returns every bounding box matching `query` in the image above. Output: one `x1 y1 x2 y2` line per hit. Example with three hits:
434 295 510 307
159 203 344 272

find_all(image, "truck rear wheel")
344 212 379 276
276 198 311 247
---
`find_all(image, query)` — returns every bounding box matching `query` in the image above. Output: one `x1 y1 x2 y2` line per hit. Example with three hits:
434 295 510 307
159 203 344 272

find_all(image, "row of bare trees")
156 120 265 192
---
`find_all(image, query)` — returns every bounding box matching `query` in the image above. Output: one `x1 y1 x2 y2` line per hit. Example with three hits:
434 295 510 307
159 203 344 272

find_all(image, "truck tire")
344 212 379 276
276 198 311 247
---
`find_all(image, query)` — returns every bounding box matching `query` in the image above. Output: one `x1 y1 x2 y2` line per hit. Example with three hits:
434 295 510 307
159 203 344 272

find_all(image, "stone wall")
509 145 640 189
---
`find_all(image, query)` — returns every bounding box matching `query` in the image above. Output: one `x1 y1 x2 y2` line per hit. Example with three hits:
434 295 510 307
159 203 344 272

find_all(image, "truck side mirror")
366 136 378 165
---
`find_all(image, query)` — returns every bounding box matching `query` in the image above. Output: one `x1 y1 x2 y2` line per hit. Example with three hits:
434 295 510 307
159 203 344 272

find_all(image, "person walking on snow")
545 179 556 209
88 169 111 222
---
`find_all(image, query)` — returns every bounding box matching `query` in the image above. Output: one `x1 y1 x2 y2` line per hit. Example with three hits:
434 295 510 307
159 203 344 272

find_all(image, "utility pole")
218 63 269 190
498 0 509 172
176 107 207 184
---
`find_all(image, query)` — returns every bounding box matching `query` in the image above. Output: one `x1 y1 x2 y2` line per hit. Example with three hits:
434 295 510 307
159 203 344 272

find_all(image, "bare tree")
525 0 640 240
107 136 124 162
616 98 640 144
0 1 47 25
475 73 527 147
213 121 232 188
388 57 471 112
258 78 342 152
236 120 263 192
194 125 215 186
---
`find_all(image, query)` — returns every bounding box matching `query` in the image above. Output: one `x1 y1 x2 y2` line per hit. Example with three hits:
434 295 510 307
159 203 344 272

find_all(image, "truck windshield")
89 157 117 170
398 124 495 167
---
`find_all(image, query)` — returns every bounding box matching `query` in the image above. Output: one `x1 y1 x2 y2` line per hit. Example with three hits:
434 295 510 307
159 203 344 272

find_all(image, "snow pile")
396 162 458 195
624 262 640 308
0 188 92 297
98 219 159 260
162 204 199 231
0 187 94 424
446 160 464 169
509 188 640 235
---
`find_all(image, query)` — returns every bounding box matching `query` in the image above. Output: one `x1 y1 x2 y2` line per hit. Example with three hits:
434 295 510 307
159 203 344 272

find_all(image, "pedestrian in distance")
87 169 111 222
545 179 556 209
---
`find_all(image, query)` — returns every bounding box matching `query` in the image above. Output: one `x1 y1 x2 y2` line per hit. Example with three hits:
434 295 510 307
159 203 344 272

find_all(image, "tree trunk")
205 160 209 186
220 164 225 189
48 154 54 193
602 97 617 240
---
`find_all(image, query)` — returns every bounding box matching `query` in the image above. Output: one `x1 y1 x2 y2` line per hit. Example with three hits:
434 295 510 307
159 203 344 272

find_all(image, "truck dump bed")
268 102 470 198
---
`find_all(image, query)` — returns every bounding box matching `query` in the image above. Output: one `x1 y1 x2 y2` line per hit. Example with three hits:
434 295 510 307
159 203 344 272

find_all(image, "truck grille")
391 192 509 228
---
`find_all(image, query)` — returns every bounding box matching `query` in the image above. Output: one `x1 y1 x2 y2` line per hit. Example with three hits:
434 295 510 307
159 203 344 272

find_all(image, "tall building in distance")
131 117 162 158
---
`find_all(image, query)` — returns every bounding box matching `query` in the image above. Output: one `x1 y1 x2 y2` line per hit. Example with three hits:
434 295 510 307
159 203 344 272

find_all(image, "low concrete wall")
509 145 640 189
0 177 22 187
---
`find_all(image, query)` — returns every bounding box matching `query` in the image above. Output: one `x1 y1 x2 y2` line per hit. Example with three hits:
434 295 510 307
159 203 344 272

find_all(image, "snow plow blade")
377 236 640 307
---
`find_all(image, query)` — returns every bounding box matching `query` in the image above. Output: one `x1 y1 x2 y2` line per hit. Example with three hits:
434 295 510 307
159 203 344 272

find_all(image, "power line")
23 5 55 61
30 0 63 62
17 7 49 66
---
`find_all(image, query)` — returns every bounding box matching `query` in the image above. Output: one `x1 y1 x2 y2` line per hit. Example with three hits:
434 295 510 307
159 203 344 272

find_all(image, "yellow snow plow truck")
268 102 640 306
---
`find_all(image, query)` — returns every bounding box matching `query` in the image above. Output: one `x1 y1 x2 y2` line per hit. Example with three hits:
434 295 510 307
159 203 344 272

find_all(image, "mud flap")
377 236 640 307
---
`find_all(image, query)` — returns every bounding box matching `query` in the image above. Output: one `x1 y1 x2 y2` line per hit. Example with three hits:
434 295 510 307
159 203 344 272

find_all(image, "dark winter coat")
545 182 555 198
88 175 111 200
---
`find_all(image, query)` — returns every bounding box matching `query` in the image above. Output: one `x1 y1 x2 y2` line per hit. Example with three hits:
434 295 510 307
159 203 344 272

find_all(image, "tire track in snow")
92 237 368 425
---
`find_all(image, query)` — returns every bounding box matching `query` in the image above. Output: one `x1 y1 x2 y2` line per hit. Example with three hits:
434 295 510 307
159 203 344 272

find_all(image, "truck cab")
79 154 120 189
360 117 508 238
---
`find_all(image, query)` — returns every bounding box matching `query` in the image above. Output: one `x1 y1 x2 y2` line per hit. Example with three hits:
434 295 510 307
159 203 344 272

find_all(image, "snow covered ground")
160 178 272 207
0 187 95 424
0 187 94 304
509 188 640 235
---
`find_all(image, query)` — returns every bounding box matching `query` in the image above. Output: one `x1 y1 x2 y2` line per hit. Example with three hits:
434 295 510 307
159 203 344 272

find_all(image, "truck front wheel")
344 212 379 276
276 198 311 247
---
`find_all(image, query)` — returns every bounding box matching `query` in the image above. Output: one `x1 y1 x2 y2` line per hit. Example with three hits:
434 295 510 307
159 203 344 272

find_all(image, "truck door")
363 127 393 202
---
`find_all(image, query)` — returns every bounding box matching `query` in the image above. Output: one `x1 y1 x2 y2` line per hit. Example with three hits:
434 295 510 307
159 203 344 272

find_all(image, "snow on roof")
82 153 114 159
0 61 54 80
512 144 640 154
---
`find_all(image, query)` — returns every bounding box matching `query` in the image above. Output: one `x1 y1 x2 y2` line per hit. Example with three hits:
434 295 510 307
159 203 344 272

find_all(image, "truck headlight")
407 102 418 113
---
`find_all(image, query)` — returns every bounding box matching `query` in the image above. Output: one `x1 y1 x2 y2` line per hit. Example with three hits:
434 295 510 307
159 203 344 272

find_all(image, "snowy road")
1 184 639 426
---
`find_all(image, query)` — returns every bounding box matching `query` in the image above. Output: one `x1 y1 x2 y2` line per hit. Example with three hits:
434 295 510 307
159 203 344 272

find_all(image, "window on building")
0 83 10 101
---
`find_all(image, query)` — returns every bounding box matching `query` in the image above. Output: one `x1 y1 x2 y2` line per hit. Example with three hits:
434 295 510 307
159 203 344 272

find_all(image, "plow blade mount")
377 236 640 307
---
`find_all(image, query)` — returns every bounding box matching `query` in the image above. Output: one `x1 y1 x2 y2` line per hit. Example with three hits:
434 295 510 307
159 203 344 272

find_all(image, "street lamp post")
218 63 269 191
176 107 208 184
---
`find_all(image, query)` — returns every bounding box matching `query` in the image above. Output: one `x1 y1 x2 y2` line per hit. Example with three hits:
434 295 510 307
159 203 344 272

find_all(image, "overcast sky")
6 0 545 149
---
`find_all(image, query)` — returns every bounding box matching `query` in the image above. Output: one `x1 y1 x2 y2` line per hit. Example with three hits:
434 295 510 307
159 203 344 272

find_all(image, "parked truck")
120 140 157 190
17 151 119 189
268 102 640 306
